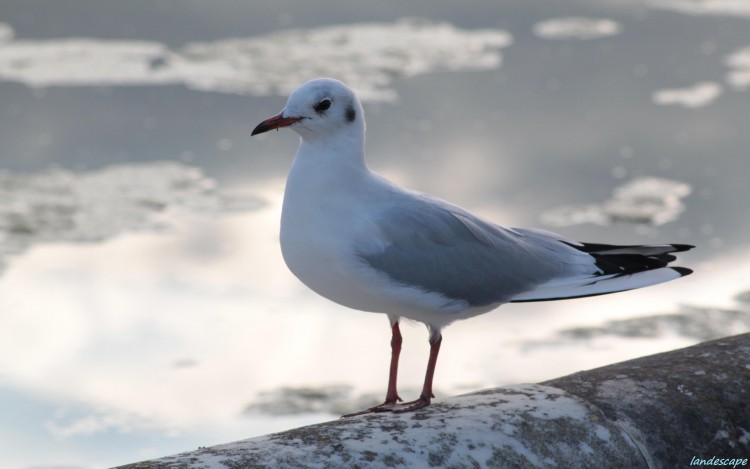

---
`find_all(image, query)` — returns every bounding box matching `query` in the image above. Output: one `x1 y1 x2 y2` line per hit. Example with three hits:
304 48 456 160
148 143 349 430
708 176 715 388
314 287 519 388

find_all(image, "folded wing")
358 192 693 307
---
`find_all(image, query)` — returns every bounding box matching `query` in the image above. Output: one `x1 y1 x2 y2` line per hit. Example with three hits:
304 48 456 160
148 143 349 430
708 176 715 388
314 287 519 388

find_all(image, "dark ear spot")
345 105 356 123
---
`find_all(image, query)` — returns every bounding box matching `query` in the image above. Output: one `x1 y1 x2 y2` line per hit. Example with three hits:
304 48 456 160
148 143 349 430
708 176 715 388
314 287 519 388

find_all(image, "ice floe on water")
244 386 383 416
652 81 723 108
0 161 260 274
0 38 179 88
559 305 750 342
179 19 511 101
0 22 13 43
541 177 692 226
725 45 750 89
649 0 750 18
0 18 511 102
532 17 621 40
525 303 750 349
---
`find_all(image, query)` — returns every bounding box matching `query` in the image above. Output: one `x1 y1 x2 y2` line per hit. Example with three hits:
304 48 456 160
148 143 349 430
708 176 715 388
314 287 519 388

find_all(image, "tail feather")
511 242 693 303
569 243 693 255
584 243 692 276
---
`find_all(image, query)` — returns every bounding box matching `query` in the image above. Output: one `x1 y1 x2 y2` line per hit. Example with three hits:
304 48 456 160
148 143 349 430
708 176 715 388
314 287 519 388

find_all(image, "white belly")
280 198 385 313
278 155 472 326
281 202 471 325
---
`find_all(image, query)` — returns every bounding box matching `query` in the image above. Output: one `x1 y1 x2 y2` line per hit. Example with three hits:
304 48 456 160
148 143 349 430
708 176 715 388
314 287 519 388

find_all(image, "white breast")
279 155 386 312
278 152 467 323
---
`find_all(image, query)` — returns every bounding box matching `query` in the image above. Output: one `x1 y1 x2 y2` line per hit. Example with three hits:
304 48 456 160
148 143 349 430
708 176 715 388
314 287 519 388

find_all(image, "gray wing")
357 193 593 307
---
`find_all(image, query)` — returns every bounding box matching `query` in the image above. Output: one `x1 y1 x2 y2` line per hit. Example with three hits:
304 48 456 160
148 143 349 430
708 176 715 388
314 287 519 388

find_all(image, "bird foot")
341 396 430 417
390 395 431 413
341 400 400 418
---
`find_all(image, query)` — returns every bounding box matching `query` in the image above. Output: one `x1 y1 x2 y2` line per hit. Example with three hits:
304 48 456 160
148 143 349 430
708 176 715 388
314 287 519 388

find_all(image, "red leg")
391 332 441 413
342 321 403 417
383 321 403 404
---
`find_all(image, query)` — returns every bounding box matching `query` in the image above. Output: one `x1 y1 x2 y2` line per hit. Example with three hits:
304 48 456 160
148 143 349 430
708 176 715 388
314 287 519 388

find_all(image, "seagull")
251 78 693 415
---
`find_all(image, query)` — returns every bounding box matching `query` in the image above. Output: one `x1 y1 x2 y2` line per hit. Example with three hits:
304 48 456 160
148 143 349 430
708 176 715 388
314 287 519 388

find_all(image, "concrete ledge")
116 334 750 469
545 333 750 468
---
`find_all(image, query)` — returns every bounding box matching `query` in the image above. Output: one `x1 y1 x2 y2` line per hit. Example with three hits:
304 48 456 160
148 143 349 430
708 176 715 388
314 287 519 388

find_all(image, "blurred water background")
1 1 749 467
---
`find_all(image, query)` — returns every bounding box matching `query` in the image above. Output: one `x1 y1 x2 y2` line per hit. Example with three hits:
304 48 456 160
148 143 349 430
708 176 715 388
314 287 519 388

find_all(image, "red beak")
251 113 304 136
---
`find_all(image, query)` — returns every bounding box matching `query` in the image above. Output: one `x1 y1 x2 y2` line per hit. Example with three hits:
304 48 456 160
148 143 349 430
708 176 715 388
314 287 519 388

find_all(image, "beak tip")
251 113 303 137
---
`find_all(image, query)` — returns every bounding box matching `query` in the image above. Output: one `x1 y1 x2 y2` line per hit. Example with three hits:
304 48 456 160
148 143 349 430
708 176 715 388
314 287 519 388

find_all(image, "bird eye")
314 98 332 113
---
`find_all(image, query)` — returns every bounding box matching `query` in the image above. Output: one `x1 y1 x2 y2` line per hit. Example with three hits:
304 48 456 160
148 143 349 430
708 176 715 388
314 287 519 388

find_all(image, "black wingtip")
671 244 695 252
671 266 693 277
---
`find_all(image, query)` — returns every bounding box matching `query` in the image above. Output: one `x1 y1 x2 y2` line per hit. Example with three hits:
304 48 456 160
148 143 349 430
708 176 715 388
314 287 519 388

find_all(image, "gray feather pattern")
358 193 587 306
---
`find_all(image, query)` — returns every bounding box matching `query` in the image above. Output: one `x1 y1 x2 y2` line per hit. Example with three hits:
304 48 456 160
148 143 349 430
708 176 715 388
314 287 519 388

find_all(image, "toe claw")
341 400 399 418
391 396 431 413
341 395 432 417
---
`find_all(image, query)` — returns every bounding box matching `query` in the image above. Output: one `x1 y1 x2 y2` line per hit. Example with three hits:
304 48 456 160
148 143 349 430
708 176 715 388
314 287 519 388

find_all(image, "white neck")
288 118 370 188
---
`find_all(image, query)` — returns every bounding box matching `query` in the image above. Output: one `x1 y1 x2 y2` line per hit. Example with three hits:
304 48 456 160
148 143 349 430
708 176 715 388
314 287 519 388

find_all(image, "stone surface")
546 333 750 468
116 334 750 469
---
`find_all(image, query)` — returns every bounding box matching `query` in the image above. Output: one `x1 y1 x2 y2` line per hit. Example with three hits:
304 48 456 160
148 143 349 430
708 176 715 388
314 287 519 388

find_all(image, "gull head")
252 78 365 141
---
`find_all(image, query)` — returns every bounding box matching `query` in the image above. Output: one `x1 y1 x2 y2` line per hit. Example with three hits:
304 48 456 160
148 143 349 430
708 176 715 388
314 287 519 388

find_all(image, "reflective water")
1 1 749 467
